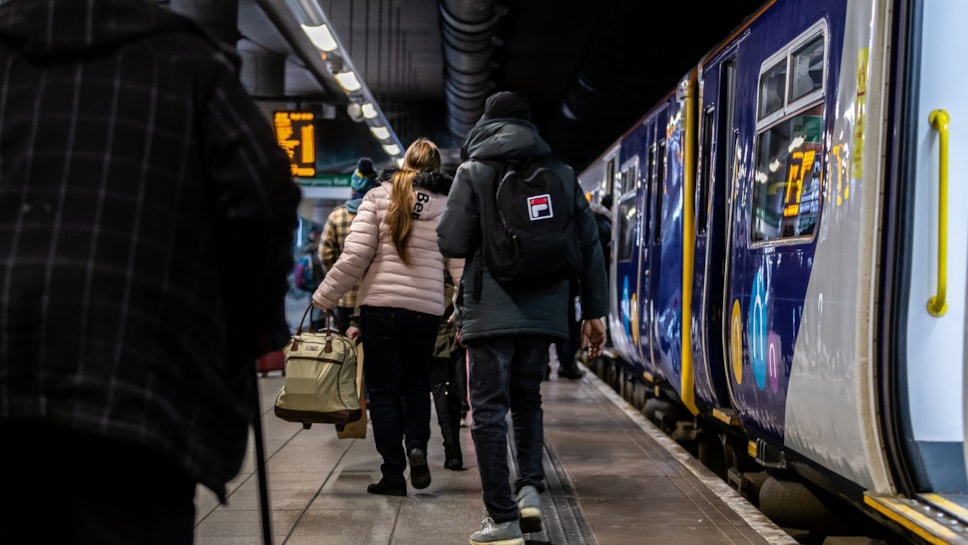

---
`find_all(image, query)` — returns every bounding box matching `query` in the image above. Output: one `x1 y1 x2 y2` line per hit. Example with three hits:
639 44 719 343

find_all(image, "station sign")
273 111 316 177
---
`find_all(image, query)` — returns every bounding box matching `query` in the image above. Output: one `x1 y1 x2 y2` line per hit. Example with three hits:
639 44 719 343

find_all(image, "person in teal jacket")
436 91 607 545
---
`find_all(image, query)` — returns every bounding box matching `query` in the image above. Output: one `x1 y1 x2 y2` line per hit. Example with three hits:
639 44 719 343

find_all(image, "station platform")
193 355 799 545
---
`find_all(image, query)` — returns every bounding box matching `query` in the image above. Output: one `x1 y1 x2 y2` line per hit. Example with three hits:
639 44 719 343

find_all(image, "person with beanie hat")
319 157 381 334
437 91 607 545
356 156 376 177
482 90 532 121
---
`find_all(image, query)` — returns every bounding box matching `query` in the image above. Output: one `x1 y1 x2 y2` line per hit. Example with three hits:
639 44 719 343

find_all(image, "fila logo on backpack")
527 194 553 220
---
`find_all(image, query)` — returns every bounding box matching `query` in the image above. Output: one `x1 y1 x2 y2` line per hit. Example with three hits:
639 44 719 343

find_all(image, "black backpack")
473 158 583 300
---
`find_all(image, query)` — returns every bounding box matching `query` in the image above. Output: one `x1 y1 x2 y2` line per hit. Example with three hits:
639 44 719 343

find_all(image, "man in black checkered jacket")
0 1 300 543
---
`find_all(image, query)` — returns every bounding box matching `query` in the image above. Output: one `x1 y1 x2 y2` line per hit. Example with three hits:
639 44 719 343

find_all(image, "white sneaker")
515 485 543 533
469 517 524 545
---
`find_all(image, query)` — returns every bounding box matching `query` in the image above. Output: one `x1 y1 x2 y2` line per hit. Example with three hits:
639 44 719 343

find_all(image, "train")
577 0 968 543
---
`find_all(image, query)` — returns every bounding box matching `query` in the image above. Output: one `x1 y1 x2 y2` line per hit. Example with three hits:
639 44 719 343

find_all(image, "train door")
614 154 644 370
638 114 664 379
726 19 832 445
889 0 968 499
693 48 740 412
603 152 638 365
652 88 689 398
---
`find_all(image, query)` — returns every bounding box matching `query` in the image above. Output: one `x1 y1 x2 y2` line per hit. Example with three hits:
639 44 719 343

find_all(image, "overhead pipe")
438 0 501 142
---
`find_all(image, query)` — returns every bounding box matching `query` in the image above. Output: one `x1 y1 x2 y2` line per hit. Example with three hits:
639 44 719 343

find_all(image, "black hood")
378 167 454 195
0 0 231 64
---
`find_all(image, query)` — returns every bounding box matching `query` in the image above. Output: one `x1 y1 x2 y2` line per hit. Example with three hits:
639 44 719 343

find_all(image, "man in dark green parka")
436 91 607 545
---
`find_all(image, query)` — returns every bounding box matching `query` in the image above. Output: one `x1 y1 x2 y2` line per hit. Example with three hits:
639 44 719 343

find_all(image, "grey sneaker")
515 485 543 533
469 517 524 545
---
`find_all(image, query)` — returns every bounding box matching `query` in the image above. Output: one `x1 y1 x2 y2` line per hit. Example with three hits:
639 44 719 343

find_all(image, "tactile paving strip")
508 429 597 545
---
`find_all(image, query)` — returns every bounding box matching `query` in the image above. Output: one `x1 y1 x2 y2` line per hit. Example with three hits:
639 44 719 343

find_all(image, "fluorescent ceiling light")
334 71 361 92
382 144 401 156
370 126 390 140
300 24 338 52
361 103 378 119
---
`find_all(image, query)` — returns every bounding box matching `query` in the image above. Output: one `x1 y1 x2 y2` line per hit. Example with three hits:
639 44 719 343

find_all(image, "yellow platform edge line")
864 493 962 545
920 493 968 522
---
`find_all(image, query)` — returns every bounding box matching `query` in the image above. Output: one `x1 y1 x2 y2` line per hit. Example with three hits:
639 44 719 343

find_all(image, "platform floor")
193 353 798 545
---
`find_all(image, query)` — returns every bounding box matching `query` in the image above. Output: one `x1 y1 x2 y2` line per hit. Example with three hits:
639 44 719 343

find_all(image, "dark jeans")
555 294 581 367
0 424 195 545
360 305 439 484
467 334 550 523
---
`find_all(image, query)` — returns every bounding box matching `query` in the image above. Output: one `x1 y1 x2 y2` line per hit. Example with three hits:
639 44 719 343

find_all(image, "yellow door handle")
927 109 949 317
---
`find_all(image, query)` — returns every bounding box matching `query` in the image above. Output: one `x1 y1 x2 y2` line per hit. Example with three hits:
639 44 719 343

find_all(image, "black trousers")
359 305 439 483
0 424 196 545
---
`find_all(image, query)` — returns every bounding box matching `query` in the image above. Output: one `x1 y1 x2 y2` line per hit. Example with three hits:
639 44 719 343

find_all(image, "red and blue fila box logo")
528 194 554 220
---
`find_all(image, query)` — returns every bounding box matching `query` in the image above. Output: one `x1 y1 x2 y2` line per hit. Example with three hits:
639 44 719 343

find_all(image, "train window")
626 163 638 193
751 104 824 242
790 35 824 102
758 61 786 120
644 143 656 240
752 23 827 244
697 106 714 235
616 193 636 262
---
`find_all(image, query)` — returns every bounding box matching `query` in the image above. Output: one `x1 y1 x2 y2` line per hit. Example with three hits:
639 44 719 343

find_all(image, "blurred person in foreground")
437 91 607 545
0 1 300 543
313 139 464 496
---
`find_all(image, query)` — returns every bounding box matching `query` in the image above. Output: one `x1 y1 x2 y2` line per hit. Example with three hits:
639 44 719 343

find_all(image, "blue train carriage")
578 87 688 406
689 0 968 542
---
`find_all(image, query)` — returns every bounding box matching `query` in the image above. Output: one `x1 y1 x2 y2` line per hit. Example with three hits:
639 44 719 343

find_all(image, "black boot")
432 381 463 470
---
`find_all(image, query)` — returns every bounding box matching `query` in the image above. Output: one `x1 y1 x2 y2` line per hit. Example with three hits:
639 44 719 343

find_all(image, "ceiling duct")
438 0 501 142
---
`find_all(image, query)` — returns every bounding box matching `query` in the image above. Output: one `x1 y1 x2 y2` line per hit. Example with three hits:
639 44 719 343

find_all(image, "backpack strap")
472 159 504 302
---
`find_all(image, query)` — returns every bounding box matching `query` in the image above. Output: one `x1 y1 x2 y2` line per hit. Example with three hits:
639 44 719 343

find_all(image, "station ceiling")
223 0 768 173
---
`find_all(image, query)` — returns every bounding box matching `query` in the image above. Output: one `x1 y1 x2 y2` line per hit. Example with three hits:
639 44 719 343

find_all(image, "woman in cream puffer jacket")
312 138 463 496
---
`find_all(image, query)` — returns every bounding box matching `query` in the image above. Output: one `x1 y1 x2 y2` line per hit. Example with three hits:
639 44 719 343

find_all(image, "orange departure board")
273 111 316 177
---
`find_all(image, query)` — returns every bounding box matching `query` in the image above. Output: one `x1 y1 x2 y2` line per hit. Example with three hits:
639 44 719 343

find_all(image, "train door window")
644 142 656 242
751 23 826 244
624 163 638 193
723 59 738 208
617 192 636 262
655 140 666 243
697 105 714 234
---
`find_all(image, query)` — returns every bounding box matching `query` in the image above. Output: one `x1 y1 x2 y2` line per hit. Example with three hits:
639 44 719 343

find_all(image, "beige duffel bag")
274 306 361 429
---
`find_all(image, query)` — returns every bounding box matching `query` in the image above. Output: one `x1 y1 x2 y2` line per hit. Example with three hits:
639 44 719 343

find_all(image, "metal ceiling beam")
255 0 345 100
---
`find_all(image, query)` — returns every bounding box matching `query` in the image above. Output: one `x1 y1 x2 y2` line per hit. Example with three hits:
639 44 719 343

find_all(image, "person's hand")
581 318 606 359
346 326 362 342
311 289 327 310
455 327 467 347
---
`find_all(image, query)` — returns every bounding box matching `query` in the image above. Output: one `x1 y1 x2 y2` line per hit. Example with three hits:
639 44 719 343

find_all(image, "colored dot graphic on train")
767 331 781 393
730 299 743 384
621 276 631 337
748 267 768 391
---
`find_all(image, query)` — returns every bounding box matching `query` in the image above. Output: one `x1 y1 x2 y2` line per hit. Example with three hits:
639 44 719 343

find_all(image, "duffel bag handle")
296 304 343 335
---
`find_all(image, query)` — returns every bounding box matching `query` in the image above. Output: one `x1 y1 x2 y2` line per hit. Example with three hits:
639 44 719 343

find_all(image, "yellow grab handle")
927 109 949 317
